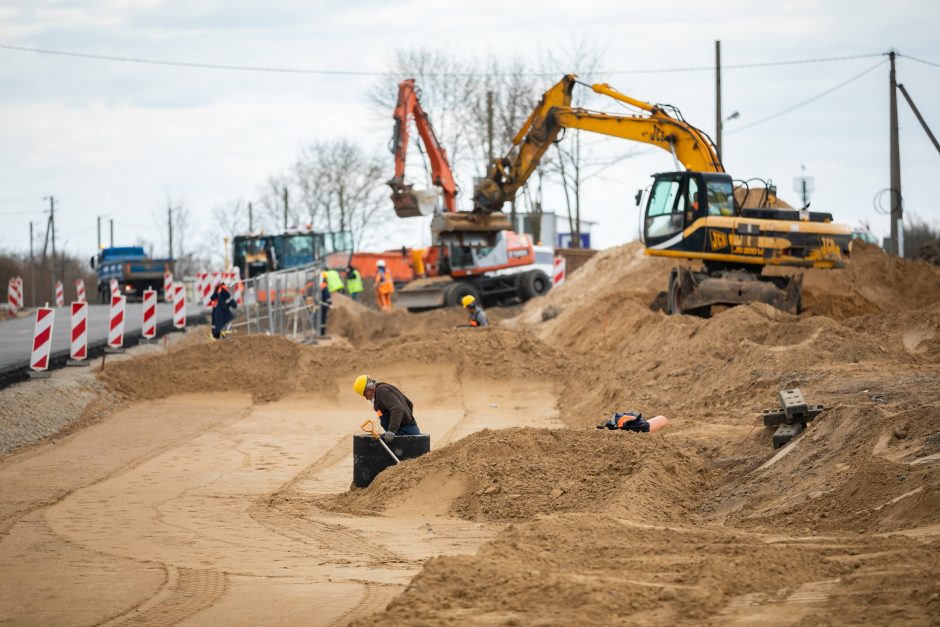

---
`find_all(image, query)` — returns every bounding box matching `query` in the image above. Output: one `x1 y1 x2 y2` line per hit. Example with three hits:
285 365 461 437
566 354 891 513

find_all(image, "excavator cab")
643 171 736 251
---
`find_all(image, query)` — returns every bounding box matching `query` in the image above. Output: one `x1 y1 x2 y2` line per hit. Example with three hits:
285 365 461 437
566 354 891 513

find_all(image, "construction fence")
228 263 326 341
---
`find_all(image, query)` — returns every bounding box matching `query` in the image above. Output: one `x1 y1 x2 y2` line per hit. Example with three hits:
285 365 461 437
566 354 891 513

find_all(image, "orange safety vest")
375 269 394 295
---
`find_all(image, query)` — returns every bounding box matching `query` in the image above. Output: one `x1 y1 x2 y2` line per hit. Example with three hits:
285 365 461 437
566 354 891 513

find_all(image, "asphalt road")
0 304 206 372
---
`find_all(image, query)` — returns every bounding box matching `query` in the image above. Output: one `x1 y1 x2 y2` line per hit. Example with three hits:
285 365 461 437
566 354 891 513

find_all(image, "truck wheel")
519 270 551 300
445 282 481 308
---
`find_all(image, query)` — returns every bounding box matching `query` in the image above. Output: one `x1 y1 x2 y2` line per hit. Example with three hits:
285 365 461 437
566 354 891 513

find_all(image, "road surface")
0 304 205 372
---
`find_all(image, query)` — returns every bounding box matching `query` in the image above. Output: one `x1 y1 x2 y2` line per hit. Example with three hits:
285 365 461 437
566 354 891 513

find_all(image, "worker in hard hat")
374 259 394 312
461 294 488 328
345 266 364 302
353 375 420 443
318 271 332 336
209 282 237 339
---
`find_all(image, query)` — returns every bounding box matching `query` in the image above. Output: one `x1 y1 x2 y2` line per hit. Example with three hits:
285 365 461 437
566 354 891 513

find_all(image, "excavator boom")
389 79 458 215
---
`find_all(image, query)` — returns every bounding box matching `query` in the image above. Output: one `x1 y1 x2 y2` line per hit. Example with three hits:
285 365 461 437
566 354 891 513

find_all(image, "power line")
898 53 940 69
726 59 888 135
0 42 886 77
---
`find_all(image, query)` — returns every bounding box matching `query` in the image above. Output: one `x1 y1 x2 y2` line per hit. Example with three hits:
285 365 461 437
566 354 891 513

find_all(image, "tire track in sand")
102 566 228 627
328 581 402 627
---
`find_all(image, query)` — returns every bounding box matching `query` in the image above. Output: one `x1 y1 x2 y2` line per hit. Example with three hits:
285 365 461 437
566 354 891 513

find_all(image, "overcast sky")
1 0 938 263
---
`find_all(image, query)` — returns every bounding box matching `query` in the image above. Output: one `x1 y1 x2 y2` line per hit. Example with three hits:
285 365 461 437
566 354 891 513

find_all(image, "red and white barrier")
7 278 19 313
164 271 174 303
30 306 55 371
173 284 186 329
553 256 566 287
234 280 244 306
70 301 88 361
199 271 211 306
108 294 126 349
14 277 24 310
210 271 221 298
54 281 64 307
142 289 157 339
109 278 120 297
75 279 86 303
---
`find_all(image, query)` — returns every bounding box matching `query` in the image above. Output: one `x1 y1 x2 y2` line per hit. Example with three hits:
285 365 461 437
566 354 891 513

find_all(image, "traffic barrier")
199 271 212 306
30 306 55 372
7 278 18 313
54 281 64 307
108 294 126 349
173 285 186 328
164 271 174 303
14 277 24 310
142 289 157 339
234 280 244 306
553 256 566 286
210 271 221 298
70 301 88 360
109 278 119 297
75 279 86 303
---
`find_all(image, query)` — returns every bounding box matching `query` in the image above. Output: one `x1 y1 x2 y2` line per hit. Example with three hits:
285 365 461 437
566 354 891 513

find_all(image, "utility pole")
47 196 56 266
29 221 35 307
168 205 174 259
888 50 902 257
283 187 289 231
248 201 254 231
715 40 723 162
110 219 114 247
97 216 102 250
486 90 494 166
897 83 940 156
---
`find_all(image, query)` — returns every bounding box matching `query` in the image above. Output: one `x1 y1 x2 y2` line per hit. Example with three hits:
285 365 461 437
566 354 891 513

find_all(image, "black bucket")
352 433 431 488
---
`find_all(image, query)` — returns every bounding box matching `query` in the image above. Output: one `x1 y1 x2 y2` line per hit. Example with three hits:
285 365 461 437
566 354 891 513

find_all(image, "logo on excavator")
709 229 728 250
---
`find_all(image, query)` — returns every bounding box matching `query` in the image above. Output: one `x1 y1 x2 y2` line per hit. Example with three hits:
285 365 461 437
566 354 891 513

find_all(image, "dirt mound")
100 335 302 403
363 513 938 626
327 427 708 523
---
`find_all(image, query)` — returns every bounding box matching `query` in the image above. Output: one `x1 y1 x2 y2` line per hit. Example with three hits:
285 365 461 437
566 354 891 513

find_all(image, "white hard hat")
376 259 386 268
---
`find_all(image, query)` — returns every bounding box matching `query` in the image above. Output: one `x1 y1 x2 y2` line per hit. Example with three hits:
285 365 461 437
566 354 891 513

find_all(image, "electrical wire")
0 43 887 77
726 59 888 135
899 53 940 69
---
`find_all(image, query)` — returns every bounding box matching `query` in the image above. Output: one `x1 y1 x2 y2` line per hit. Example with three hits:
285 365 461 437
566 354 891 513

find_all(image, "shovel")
360 419 400 464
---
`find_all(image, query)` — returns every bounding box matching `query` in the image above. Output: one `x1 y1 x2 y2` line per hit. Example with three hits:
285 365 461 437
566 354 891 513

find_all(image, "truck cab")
91 247 173 303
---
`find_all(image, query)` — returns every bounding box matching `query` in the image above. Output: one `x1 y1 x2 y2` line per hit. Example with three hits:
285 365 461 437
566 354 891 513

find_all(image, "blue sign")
557 233 591 248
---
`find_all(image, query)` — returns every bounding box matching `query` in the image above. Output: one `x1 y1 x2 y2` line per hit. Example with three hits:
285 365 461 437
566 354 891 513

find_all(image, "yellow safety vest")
325 270 345 293
346 270 364 294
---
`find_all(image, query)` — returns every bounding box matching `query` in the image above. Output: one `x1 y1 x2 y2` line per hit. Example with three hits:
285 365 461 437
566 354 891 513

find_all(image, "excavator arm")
389 79 458 215
473 74 723 213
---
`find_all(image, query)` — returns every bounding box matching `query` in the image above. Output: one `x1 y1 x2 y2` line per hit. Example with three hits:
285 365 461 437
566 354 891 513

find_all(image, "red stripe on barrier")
36 308 52 323
110 311 124 330
72 318 86 340
33 355 48 369
32 326 51 352
74 345 86 359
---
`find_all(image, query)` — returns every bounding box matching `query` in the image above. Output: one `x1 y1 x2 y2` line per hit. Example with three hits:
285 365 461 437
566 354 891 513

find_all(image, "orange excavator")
384 78 554 311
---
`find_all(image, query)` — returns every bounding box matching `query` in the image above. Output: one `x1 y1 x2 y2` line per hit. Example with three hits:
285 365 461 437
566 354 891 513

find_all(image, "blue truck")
90 247 173 303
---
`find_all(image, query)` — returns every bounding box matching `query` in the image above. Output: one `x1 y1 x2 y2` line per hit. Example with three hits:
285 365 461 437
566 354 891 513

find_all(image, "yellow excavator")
473 74 854 315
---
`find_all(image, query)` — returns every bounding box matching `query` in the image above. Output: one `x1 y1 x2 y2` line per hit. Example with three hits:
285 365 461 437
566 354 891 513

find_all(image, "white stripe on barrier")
173 285 186 329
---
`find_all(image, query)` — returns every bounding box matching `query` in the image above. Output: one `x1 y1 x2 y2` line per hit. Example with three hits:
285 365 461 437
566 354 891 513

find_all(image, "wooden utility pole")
248 201 254 231
110 219 114 247
889 51 902 257
168 205 174 258
715 40 723 162
283 187 289 231
97 215 102 250
486 90 494 166
29 221 35 307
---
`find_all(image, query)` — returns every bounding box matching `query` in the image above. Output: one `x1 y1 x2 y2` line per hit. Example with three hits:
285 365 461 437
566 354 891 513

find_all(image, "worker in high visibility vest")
318 271 332 336
374 259 394 311
345 266 364 302
324 269 345 293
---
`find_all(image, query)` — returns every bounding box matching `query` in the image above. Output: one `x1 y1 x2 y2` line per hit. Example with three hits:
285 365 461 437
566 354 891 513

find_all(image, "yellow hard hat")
461 295 476 308
353 374 370 396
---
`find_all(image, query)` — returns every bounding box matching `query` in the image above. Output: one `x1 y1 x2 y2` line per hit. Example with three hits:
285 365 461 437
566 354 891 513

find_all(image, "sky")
1 0 939 264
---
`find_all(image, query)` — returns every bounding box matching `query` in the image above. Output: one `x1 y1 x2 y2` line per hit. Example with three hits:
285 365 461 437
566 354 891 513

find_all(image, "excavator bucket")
389 180 438 218
431 212 512 247
667 267 802 316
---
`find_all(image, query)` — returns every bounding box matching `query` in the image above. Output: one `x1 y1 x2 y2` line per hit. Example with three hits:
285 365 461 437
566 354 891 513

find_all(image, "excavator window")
706 179 735 217
645 177 684 240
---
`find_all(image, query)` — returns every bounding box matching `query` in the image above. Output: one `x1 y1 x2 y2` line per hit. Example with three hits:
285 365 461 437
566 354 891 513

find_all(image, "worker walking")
353 375 421 442
345 266 364 302
461 295 488 328
374 259 394 311
318 271 332 336
210 282 238 339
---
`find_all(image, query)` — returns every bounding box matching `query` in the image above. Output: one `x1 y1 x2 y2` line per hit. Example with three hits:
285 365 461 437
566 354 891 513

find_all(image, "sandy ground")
0 241 938 625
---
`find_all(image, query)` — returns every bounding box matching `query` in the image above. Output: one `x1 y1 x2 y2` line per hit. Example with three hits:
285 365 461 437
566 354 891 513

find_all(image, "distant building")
512 212 597 249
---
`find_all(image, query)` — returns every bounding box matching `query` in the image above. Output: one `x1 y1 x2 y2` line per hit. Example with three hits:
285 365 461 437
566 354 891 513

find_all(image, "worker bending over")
461 295 488 328
210 282 237 339
374 259 394 311
353 375 420 443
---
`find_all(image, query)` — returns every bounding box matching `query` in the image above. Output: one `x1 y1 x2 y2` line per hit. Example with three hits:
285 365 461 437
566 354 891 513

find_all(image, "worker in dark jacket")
353 374 420 442
318 271 332 336
210 282 237 339
460 295 488 328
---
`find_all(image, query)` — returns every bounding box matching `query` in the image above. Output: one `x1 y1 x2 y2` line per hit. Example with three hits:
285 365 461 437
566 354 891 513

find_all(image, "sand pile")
328 427 708 523
100 335 302 403
365 513 937 626
328 294 467 346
